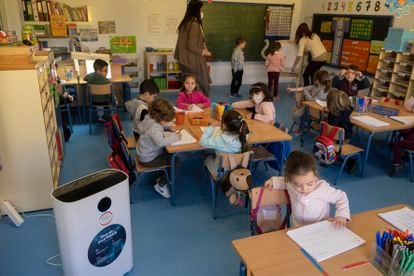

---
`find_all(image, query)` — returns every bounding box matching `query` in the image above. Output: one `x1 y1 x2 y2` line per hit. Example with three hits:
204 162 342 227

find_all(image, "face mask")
253 95 264 104
200 12 204 19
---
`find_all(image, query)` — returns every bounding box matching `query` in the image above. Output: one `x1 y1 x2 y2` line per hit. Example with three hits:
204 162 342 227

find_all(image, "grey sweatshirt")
136 115 179 162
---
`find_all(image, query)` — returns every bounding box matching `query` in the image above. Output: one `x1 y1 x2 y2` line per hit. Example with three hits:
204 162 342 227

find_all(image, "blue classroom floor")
1 83 413 275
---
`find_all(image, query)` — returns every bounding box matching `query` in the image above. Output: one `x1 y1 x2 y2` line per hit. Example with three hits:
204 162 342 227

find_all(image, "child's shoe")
294 128 304 136
154 183 171 198
389 163 402 177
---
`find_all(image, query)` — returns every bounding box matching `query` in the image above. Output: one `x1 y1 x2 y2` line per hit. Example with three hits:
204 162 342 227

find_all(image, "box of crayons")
370 229 414 275
211 102 232 121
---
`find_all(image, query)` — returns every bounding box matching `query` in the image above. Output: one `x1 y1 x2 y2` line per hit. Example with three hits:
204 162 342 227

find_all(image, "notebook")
352 115 390 127
170 129 197 146
286 220 366 262
389 116 414 125
378 207 414 233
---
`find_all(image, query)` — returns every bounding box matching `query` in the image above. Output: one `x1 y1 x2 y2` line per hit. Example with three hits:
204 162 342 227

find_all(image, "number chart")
321 1 382 13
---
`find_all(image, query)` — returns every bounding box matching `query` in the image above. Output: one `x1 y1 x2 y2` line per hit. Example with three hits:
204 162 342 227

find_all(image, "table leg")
170 152 179 206
361 132 375 177
300 105 309 146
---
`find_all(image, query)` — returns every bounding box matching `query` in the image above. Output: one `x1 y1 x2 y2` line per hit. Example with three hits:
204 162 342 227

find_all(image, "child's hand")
330 216 347 228
264 179 273 190
356 71 363 78
340 69 347 76
186 104 193 110
287 87 295 93
196 103 204 108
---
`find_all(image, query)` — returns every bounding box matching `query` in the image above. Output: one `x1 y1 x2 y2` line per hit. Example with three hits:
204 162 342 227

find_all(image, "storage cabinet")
0 53 61 212
372 49 414 103
144 51 181 91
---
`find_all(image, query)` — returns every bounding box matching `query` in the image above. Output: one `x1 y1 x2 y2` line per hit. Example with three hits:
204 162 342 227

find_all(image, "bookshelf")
372 49 414 103
144 51 181 92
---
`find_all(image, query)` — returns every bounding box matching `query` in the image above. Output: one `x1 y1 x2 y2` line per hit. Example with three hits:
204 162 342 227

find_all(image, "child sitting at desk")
390 96 414 176
332 64 370 97
176 73 211 110
200 109 249 180
125 79 160 140
287 70 331 136
265 150 350 227
136 98 181 198
83 59 111 121
231 82 275 124
326 90 354 140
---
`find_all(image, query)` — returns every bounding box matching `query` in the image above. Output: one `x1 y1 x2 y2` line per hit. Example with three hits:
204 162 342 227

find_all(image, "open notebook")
170 129 197 146
378 207 414 233
352 115 390 127
389 116 414 125
287 220 365 262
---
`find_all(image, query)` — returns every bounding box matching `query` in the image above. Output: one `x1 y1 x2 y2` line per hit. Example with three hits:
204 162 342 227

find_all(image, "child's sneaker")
294 128 303 136
154 183 171 198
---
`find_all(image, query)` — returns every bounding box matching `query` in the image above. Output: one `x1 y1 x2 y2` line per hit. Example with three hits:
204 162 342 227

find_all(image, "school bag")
313 123 339 165
220 152 252 206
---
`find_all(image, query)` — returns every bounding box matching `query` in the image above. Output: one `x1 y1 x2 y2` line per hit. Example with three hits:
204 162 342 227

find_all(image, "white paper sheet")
286 220 365 262
316 100 327 108
170 129 196 146
174 105 204 114
378 207 414 233
352 115 390 127
389 116 414 125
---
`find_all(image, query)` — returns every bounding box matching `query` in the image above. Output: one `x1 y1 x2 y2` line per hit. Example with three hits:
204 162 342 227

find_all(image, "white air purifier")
51 169 133 275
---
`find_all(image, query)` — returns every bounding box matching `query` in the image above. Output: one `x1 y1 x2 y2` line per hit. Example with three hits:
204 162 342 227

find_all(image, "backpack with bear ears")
220 152 252 206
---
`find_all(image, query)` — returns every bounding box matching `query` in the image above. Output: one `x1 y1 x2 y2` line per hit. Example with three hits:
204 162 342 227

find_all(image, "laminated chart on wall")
265 5 294 40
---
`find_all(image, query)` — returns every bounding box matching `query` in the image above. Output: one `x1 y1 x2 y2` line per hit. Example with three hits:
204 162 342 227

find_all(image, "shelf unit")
0 51 61 212
144 51 181 91
372 49 414 103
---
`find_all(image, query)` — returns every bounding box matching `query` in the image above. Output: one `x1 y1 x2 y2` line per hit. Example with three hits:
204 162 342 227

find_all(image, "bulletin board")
312 14 393 74
202 2 293 61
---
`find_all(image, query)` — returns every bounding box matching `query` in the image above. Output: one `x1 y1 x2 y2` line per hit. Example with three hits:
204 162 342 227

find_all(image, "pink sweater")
176 90 211 110
266 51 285 72
270 176 350 227
231 100 275 124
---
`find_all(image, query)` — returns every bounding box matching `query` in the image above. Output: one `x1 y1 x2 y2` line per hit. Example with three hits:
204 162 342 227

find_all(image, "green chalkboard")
202 2 267 61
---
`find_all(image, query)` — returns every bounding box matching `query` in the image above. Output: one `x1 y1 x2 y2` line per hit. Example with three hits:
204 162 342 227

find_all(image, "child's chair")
206 151 253 219
111 113 136 150
88 84 117 134
319 121 364 185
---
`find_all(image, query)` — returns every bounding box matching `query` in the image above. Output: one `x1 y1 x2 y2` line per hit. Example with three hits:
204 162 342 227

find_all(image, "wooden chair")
206 151 253 219
320 121 364 185
88 84 117 134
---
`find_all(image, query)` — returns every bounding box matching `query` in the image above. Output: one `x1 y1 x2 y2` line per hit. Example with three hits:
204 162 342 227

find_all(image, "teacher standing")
175 0 212 96
291 23 327 86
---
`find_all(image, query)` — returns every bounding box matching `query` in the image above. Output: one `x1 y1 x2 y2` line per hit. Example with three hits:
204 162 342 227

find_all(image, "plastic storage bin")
51 169 133 275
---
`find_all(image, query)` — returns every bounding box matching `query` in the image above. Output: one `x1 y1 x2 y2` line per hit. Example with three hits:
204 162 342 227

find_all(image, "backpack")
313 124 339 165
220 152 252 206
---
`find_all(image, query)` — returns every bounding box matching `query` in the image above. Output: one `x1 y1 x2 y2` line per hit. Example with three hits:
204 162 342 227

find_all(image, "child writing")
332 64 370 97
136 98 181 198
390 96 414 176
326 90 354 140
83 59 111 121
176 73 211 110
265 150 350 227
125 79 160 140
230 36 247 98
265 41 285 100
231 82 276 124
200 109 249 179
287 70 331 136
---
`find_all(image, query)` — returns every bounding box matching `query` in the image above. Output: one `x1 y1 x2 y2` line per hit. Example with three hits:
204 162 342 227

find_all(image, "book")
378 207 414 233
389 116 414 125
170 129 196 146
286 220 366 262
352 115 390 127
50 14 67 37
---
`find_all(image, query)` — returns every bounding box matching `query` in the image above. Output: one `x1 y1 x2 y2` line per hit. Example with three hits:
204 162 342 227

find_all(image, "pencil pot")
175 111 185 125
355 97 369 113
369 244 400 276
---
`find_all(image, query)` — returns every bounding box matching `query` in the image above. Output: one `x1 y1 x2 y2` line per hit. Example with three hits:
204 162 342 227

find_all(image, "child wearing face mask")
332 64 370 97
264 150 350 227
136 98 181 198
231 82 276 124
176 73 211 110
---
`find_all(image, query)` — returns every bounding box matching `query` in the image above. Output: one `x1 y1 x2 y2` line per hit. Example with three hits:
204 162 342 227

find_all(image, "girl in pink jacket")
266 41 285 100
231 82 276 124
176 74 211 110
265 151 350 227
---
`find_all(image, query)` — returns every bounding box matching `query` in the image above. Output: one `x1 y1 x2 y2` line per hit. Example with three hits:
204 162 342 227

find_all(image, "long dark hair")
265 41 281 56
249 82 272 102
284 151 318 183
221 110 249 152
295 23 313 44
177 0 203 32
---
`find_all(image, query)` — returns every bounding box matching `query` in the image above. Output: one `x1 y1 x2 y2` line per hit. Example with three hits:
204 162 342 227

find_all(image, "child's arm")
265 55 269 67
280 53 285 69
264 176 287 190
404 96 414 112
176 92 189 110
287 86 305 93
356 73 370 90
196 91 211 108
322 183 351 224
332 71 345 89
149 128 180 147
231 100 255 109
253 102 275 123
199 126 218 149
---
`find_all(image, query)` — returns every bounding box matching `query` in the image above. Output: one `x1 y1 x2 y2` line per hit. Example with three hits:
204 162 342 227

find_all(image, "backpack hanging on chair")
313 123 339 165
221 152 252 206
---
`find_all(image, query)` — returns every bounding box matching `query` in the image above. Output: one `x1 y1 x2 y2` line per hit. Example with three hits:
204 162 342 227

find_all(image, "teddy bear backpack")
221 152 252 206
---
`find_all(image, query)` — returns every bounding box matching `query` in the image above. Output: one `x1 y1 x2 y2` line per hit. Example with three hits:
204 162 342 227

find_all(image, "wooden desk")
233 204 409 276
166 108 292 206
